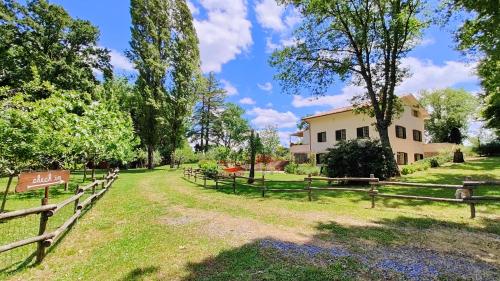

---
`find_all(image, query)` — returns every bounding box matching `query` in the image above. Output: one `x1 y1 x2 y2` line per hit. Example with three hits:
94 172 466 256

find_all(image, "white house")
290 95 455 165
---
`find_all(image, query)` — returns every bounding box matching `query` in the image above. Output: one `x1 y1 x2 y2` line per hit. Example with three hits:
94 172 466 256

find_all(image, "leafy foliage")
445 0 499 134
419 88 478 143
324 139 398 179
0 80 138 172
400 154 453 175
473 140 500 156
271 0 428 175
198 160 219 179
0 0 112 94
128 0 200 168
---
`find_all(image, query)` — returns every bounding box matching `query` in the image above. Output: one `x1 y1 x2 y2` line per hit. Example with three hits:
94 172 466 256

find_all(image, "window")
356 126 369 138
414 153 424 162
316 153 325 165
413 130 422 142
317 132 327 143
397 152 408 165
395 125 406 139
412 109 420 117
335 129 346 141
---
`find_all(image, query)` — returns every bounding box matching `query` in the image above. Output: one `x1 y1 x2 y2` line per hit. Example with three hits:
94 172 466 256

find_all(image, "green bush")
198 160 219 179
284 162 298 174
325 139 398 179
400 166 415 175
296 164 321 176
284 162 321 176
400 153 453 175
473 140 500 156
429 158 439 168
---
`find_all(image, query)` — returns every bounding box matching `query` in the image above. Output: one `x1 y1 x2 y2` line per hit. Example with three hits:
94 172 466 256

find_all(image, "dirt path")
138 172 500 280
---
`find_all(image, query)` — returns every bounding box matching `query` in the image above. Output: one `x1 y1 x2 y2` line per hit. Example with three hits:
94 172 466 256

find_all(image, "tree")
247 129 262 184
0 0 112 95
271 0 428 176
419 88 478 143
128 0 172 169
163 0 201 167
259 125 281 170
443 0 499 135
213 103 250 149
190 73 226 152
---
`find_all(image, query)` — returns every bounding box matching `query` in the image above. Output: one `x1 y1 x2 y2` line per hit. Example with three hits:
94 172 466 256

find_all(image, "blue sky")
52 0 480 144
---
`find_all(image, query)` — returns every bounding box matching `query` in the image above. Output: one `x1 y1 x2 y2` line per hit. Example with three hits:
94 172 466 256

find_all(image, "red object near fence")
223 167 244 173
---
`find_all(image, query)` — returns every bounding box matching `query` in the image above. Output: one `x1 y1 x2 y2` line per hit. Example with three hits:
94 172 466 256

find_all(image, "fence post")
1 172 14 213
464 176 475 219
194 171 197 182
74 185 81 213
36 190 50 263
307 174 312 201
232 173 236 194
370 174 376 208
261 174 266 198
215 174 219 189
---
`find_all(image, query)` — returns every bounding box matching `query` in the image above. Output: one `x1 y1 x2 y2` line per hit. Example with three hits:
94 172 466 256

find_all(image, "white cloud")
257 82 273 92
292 57 479 108
255 0 302 53
419 37 435 47
193 0 253 73
292 84 365 108
397 57 478 94
247 107 298 129
221 79 238 96
239 97 256 105
187 1 199 15
255 0 286 32
109 49 135 72
266 102 273 107
278 130 294 146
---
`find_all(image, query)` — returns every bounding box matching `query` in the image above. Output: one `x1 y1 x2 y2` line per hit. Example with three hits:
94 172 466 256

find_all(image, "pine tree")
190 73 226 152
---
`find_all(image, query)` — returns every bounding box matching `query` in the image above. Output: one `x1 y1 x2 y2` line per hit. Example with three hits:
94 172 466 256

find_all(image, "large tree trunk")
147 144 154 170
378 126 400 177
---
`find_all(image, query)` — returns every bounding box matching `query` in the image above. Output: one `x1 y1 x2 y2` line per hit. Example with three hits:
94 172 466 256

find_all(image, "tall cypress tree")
128 0 172 169
129 0 199 169
164 0 201 167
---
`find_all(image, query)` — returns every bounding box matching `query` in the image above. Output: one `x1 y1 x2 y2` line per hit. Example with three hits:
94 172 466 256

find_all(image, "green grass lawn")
0 158 499 280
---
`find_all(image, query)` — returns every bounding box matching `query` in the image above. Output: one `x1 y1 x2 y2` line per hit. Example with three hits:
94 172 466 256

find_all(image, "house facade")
290 95 453 165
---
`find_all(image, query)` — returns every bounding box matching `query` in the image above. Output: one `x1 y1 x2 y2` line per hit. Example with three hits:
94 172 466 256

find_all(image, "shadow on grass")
120 266 160 281
182 238 363 281
183 226 499 281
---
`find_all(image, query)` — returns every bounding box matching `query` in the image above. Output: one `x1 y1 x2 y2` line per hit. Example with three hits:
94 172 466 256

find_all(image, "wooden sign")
15 170 70 193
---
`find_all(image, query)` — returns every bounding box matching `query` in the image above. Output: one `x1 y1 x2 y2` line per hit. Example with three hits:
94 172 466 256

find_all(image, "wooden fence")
0 169 119 263
183 168 499 219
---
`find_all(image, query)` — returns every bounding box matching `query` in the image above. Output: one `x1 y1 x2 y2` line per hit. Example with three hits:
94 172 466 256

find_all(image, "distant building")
289 95 455 165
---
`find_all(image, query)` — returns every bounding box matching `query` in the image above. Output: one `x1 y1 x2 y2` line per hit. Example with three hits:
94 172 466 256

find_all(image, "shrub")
296 164 321 176
429 158 439 168
473 140 500 156
284 162 298 174
400 166 415 175
198 160 219 179
325 139 398 179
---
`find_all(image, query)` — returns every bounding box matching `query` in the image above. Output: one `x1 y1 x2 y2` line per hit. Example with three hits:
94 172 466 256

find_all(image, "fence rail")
183 168 499 219
0 168 119 263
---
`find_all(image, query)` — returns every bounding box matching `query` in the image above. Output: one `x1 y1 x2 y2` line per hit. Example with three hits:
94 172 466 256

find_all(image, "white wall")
307 105 425 164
